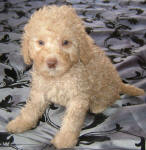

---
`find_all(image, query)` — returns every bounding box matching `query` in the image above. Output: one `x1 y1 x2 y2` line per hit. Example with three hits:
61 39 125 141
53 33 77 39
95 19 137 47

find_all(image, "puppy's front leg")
7 90 48 133
52 98 89 149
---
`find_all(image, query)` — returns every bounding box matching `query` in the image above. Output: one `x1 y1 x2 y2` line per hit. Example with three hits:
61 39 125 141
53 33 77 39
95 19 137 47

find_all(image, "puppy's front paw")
7 116 35 133
51 131 78 149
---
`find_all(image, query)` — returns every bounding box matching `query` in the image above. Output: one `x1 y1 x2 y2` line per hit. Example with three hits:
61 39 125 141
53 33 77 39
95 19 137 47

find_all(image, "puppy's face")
29 29 79 78
22 6 91 78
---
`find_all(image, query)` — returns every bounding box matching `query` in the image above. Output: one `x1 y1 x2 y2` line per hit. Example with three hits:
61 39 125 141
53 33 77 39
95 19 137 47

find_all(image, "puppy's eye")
62 40 70 46
38 40 45 46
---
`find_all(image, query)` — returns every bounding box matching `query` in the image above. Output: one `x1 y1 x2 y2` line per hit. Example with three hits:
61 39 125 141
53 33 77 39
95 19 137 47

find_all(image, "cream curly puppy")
7 5 145 149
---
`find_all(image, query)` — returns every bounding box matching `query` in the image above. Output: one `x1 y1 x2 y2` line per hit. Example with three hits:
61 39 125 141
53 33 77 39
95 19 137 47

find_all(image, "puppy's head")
21 5 93 78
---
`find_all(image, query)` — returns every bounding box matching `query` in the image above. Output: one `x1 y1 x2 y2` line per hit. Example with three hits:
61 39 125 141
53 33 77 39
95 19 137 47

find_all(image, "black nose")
47 58 58 69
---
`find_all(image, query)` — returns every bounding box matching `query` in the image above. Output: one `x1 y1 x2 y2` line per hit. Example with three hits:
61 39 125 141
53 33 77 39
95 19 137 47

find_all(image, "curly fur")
7 5 145 149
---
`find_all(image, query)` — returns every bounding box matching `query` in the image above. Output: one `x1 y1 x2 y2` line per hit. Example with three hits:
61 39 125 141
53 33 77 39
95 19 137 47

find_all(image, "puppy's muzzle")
47 58 58 69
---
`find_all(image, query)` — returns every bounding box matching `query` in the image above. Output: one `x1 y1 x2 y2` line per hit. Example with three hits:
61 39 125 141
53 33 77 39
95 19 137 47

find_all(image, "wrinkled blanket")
0 0 146 150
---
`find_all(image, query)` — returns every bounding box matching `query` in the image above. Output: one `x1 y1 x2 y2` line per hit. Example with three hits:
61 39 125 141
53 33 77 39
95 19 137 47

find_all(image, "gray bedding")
0 0 146 150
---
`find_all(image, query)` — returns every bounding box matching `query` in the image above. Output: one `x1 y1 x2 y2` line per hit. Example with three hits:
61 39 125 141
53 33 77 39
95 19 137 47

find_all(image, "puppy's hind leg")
90 99 108 114
7 91 48 133
90 94 120 114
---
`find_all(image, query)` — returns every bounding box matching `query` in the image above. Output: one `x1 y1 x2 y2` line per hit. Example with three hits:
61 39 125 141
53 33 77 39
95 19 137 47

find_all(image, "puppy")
7 5 145 149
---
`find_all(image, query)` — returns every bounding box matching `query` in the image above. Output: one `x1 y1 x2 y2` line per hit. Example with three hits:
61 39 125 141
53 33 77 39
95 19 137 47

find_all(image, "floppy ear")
79 34 94 65
21 33 32 65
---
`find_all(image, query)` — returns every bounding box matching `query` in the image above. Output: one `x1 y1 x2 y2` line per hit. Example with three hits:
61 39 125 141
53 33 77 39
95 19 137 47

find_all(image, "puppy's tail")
120 83 145 96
